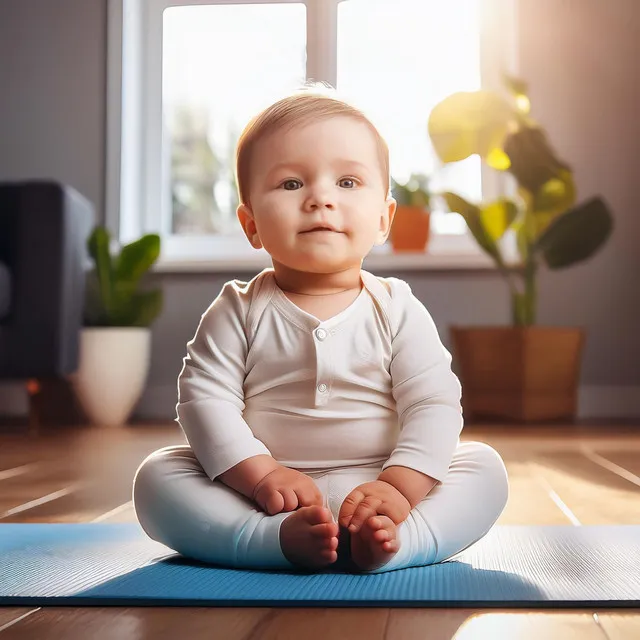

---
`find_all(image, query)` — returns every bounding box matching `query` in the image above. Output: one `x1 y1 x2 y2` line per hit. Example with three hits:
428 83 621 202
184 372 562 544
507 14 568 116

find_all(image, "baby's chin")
282 257 363 275
272 249 364 275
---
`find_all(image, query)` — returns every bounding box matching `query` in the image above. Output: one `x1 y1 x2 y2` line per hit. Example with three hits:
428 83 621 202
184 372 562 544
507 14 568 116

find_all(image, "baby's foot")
350 515 400 571
280 506 339 569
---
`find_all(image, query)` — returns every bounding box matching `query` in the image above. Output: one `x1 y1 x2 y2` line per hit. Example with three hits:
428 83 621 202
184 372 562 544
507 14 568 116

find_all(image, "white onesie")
133 268 509 572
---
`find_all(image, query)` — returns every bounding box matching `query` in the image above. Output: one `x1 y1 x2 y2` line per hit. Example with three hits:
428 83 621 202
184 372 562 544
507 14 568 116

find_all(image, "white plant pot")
71 327 151 426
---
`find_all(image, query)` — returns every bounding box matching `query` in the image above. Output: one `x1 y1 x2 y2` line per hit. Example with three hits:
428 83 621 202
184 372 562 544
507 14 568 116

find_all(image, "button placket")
314 327 331 405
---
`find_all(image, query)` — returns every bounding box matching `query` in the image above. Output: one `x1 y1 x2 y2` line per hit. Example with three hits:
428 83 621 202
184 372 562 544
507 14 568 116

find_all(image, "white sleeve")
176 280 271 480
382 279 463 483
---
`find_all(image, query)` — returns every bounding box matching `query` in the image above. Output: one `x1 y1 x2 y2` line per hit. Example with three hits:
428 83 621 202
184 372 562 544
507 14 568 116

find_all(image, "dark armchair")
0 181 93 384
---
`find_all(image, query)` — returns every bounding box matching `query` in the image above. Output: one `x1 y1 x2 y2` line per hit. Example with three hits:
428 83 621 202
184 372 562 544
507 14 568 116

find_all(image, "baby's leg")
133 445 334 570
368 441 509 573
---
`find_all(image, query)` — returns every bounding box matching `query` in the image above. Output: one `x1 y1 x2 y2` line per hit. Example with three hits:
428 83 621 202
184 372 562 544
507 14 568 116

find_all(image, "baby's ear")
375 196 397 245
237 203 263 249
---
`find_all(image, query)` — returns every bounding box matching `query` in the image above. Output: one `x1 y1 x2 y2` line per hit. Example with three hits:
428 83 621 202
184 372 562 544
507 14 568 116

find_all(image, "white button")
317 383 328 393
315 328 327 341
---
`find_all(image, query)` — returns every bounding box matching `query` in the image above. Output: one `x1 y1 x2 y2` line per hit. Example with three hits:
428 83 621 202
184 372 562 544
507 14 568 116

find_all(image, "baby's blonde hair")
235 88 390 205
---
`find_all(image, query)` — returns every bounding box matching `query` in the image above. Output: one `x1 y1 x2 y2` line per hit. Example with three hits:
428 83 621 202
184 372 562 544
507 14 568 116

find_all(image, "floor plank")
589 450 640 481
529 451 640 524
0 609 39 633
0 607 271 640
497 460 571 525
597 612 640 640
443 611 606 639
1 422 639 639
91 501 135 523
253 609 389 640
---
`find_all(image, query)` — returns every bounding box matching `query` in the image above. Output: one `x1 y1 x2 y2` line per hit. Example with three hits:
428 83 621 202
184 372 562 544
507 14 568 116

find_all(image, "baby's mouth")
301 226 340 234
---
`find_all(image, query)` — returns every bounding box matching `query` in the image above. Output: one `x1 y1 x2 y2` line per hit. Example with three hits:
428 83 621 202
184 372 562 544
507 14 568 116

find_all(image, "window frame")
106 0 519 271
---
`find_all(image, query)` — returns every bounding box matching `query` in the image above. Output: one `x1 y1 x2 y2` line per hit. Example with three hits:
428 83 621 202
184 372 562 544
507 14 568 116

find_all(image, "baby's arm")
218 454 281 498
177 281 273 483
378 465 437 508
383 278 463 488
220 457 323 515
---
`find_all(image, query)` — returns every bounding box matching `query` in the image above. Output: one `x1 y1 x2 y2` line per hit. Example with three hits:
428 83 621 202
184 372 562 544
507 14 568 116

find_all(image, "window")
164 3 306 236
107 0 517 269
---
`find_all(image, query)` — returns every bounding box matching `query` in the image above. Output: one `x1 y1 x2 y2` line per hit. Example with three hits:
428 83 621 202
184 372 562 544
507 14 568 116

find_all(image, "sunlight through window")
163 4 306 235
337 0 483 234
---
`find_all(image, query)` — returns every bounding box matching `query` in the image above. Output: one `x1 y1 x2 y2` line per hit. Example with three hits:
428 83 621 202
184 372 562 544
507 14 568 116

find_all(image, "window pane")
163 4 306 235
337 0 482 234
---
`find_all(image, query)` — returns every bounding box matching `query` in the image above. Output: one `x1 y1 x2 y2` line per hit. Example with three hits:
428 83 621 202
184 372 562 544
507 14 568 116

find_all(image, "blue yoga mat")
1 523 639 607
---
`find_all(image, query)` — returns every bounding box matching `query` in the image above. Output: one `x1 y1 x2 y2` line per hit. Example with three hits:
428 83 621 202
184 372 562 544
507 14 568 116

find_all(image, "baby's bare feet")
280 506 339 569
350 515 400 571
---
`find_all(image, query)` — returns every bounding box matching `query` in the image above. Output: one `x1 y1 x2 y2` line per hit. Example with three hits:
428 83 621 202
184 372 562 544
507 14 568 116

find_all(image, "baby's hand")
338 481 411 533
252 466 323 515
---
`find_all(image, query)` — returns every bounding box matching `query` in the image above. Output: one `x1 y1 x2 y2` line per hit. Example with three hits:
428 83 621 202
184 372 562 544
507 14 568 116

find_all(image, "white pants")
132 441 509 573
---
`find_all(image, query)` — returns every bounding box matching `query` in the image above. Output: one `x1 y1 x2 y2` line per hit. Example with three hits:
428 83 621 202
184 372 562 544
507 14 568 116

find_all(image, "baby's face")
238 116 395 273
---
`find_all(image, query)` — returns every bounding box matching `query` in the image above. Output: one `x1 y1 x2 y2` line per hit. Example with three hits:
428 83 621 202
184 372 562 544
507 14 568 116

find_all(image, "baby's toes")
373 527 390 543
382 538 400 553
368 516 396 545
323 536 339 551
310 522 338 538
366 516 384 531
350 515 400 571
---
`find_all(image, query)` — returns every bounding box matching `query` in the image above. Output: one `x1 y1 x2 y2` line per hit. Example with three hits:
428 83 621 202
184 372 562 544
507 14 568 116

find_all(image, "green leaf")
534 197 614 269
442 192 504 267
83 271 109 326
513 219 529 263
106 281 138 325
480 199 518 242
391 174 430 207
83 227 164 327
129 289 164 327
503 125 569 194
533 167 576 214
114 234 161 285
87 226 113 316
486 147 511 171
428 90 515 164
527 171 576 240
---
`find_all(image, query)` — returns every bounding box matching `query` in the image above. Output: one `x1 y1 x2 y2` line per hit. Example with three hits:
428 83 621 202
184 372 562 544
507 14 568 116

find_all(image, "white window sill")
152 233 516 273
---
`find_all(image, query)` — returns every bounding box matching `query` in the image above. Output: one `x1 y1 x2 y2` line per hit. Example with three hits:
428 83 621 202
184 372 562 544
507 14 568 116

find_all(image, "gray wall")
0 0 106 223
1 0 638 419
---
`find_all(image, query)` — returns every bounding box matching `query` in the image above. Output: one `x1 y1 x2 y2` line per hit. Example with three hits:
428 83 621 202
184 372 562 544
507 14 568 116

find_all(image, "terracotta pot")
450 326 585 422
389 205 431 252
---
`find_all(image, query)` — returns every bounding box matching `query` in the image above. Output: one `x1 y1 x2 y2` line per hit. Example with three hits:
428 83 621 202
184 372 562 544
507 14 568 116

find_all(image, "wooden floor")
0 421 639 639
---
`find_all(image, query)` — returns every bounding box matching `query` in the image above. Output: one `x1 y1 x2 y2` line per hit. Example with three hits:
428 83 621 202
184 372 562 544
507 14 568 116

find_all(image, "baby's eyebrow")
264 162 306 179
335 160 371 174
263 159 373 181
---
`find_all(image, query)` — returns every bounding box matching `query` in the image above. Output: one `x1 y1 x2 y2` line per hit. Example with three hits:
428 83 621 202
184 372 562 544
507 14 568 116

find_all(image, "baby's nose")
305 190 336 210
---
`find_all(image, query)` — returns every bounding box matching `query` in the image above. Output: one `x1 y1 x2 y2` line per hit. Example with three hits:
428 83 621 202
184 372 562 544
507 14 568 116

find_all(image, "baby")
133 89 509 573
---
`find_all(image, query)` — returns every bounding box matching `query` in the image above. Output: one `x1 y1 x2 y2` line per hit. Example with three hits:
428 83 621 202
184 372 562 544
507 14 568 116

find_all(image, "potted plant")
71 226 163 426
427 77 614 422
389 173 432 252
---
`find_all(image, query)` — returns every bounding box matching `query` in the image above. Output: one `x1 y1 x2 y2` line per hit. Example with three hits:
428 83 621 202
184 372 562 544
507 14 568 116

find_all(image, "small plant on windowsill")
389 173 432 252
426 75 614 423
71 227 164 428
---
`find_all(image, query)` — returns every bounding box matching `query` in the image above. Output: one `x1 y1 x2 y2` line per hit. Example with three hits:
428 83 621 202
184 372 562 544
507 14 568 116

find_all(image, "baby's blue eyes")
280 178 358 190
